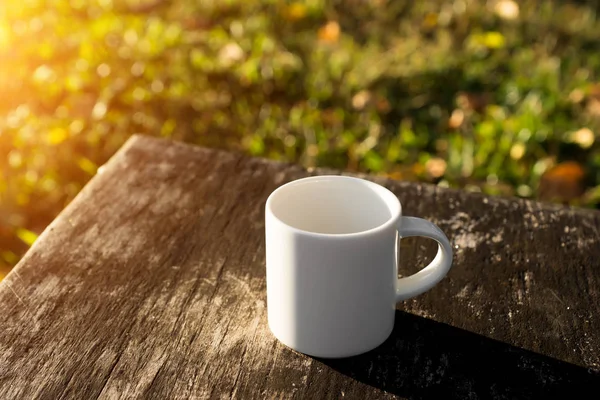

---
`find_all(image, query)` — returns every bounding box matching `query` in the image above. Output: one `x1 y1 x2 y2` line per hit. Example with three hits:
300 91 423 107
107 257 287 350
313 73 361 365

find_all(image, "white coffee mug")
265 175 453 358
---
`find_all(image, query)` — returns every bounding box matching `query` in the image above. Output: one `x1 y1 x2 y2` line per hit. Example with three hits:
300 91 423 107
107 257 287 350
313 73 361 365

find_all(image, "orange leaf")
318 21 340 43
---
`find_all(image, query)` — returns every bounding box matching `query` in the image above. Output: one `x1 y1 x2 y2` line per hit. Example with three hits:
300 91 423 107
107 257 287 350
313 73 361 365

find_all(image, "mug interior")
267 176 399 235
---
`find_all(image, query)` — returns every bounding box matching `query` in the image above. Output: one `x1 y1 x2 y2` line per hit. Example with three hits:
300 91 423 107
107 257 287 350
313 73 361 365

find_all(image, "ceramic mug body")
265 176 452 358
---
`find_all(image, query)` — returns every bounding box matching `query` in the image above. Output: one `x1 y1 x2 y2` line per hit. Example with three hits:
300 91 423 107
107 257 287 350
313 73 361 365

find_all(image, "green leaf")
246 135 265 155
1 251 18 265
16 229 38 246
77 157 98 175
364 151 384 172
482 32 506 49
47 127 69 145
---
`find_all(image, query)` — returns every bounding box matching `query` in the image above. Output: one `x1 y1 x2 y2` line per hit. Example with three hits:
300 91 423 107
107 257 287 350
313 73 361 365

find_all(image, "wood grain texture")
0 135 599 399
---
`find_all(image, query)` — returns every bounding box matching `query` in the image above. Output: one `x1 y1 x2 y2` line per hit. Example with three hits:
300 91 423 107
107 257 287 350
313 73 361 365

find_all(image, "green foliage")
1 0 600 274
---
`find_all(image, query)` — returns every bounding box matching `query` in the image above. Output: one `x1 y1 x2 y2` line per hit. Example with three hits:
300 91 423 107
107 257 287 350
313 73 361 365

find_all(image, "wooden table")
0 136 599 399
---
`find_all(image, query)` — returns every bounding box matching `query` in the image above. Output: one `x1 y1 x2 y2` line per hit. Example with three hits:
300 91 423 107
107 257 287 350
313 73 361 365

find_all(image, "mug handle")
395 216 453 302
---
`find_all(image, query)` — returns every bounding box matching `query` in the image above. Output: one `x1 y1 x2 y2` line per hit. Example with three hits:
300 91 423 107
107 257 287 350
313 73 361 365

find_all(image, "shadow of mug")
317 310 600 399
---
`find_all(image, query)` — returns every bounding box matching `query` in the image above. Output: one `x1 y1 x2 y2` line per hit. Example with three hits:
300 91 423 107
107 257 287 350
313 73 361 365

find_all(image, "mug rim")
265 175 402 238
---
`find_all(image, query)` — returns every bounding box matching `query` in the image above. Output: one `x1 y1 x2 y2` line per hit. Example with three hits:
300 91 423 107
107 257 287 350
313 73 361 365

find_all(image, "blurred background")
1 0 600 277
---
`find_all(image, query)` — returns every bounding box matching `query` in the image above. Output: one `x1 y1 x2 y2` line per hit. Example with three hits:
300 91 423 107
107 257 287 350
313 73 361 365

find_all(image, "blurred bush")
1 0 600 276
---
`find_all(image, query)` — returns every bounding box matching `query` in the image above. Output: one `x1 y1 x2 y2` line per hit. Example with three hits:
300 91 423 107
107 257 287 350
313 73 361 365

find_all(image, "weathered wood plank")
0 135 599 399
